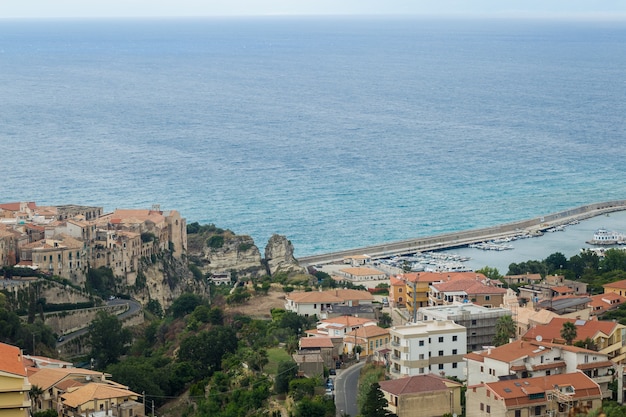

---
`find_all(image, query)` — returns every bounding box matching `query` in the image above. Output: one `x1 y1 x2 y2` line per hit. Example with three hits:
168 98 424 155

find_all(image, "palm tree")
493 315 516 346
560 321 577 345
29 384 44 412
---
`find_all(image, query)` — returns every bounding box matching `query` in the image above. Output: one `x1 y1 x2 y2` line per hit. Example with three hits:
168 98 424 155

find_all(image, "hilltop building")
0 342 31 417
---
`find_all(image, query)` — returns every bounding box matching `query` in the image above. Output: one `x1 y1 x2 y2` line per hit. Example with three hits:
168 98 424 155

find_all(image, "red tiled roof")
432 279 506 295
0 342 27 377
522 318 620 344
577 360 615 370
604 280 626 290
300 337 334 349
486 373 600 407
403 271 487 283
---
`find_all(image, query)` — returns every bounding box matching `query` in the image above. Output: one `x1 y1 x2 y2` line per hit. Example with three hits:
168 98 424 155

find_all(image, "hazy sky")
2 0 626 19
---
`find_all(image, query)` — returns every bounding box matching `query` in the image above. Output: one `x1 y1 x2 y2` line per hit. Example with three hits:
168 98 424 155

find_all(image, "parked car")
329 368 336 375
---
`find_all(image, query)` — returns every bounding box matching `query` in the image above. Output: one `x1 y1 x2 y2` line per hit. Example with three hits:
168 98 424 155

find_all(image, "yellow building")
0 342 31 417
603 279 626 297
343 324 389 356
379 374 463 417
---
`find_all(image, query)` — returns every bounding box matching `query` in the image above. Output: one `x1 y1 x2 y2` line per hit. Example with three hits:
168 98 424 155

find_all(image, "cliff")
187 230 265 279
264 234 306 276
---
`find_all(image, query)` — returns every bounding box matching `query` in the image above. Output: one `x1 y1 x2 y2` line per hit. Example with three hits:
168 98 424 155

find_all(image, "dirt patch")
226 286 287 319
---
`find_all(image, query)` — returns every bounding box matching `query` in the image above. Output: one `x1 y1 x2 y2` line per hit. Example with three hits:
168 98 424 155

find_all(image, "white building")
284 289 374 318
389 320 467 381
465 339 615 398
417 303 512 353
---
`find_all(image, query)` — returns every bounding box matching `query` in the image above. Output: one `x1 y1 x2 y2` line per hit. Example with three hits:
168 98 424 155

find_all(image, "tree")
476 266 503 281
378 312 392 328
30 384 44 411
169 293 204 318
493 315 516 346
360 382 397 417
89 311 132 368
177 326 238 379
275 360 298 394
560 321 577 345
545 252 568 273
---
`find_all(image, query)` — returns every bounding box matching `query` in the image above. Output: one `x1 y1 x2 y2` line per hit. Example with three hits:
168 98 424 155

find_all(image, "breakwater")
297 200 626 267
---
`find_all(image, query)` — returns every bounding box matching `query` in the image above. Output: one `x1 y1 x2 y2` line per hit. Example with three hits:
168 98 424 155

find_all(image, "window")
419 340 424 346
419 368 424 374
438 364 444 370
453 335 458 341
515 411 521 417
438 336 444 342
452 362 458 368
419 354 424 360
485 295 491 301
471 319 477 325
535 406 541 415
486 405 491 413
452 349 457 355
480 403 484 411
546 370 551 376
439 350 444 356
399 288 403 293
480 366 484 373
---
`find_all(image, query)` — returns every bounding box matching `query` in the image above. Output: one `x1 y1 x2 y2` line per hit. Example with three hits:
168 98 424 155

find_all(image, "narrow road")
335 361 365 417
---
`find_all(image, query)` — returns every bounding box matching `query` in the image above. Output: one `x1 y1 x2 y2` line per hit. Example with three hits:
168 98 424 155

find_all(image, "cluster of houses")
0 201 187 286
287 261 626 417
0 341 144 417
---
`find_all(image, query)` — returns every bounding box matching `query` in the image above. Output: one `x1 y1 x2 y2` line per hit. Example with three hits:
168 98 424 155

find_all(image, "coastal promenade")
297 200 626 267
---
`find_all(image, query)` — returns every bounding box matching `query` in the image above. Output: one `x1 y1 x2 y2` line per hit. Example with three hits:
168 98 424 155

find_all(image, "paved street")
335 361 365 417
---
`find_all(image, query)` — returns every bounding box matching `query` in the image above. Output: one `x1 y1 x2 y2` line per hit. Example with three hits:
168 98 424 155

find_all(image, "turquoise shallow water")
1 17 625 257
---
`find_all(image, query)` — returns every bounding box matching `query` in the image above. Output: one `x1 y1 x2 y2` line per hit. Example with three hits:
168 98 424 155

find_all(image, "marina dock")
297 200 626 267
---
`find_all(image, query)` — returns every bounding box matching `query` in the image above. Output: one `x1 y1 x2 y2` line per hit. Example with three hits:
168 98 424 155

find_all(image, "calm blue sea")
1 17 625 258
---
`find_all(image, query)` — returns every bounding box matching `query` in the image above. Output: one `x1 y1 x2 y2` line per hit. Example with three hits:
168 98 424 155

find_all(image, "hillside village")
3 201 626 416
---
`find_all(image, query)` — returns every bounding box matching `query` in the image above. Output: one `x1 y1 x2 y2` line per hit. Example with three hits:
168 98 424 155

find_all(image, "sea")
1 16 626 264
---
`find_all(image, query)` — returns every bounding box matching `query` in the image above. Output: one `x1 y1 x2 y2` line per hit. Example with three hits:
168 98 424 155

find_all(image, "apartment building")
417 304 512 352
389 320 467 380
523 317 626 364
466 372 602 417
0 342 31 417
465 339 615 398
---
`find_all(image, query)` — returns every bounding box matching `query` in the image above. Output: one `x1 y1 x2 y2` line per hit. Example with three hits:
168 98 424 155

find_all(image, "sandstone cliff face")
132 256 211 311
264 234 306 276
189 234 265 278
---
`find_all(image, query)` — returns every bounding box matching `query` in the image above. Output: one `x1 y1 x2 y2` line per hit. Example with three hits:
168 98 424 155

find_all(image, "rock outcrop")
188 232 265 279
264 234 306 276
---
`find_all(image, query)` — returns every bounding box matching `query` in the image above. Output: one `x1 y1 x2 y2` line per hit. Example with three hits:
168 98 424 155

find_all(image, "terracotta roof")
485 373 601 407
432 279 506 295
465 340 600 364
379 374 461 395
551 286 575 293
300 337 334 349
604 280 626 290
390 276 405 286
403 271 487 283
504 274 542 281
577 360 615 370
589 293 626 312
0 342 27 377
28 368 104 390
61 383 139 408
0 202 37 211
522 318 621 344
340 267 386 276
531 361 566 371
319 316 374 327
345 324 389 339
56 378 85 391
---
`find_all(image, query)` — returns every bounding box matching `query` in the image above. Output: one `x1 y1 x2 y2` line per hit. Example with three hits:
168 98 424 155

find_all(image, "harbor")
297 200 626 270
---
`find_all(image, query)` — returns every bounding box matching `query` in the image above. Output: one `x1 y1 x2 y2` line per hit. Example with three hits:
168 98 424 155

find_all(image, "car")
329 369 336 375
57 336 65 342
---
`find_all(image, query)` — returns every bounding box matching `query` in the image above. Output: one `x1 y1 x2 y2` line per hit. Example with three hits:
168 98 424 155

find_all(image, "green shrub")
207 235 224 249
